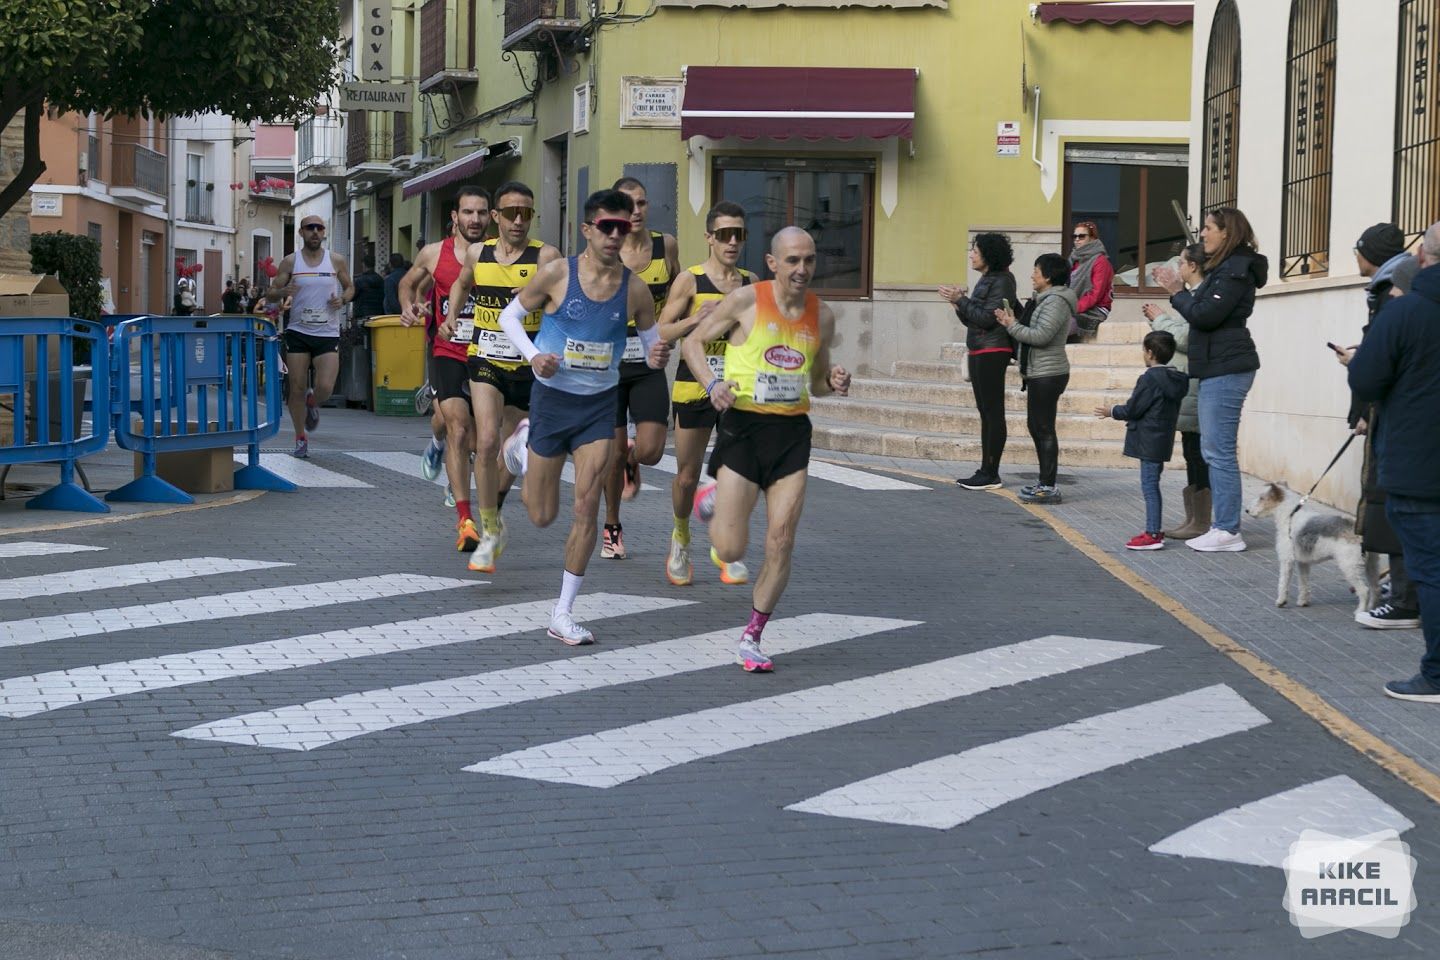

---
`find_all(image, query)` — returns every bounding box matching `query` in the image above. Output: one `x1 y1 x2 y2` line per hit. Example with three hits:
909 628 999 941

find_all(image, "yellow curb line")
0 490 266 538
829 458 1440 806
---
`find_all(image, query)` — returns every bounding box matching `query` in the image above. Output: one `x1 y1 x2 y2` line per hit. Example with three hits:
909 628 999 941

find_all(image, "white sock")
556 570 583 616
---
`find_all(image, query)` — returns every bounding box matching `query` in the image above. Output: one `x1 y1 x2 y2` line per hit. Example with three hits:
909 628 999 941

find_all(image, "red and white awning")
680 67 917 142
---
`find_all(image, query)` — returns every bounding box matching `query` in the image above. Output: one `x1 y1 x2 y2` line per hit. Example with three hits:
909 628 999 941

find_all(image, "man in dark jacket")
382 252 408 315
1348 222 1440 703
352 254 386 321
1345 223 1421 629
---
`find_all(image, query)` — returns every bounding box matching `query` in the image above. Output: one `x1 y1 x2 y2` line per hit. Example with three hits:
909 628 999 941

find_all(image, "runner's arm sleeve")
498 296 540 361
637 323 660 354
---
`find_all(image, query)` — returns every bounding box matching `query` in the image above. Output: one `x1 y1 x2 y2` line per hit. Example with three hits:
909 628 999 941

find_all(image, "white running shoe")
491 516 508 560
468 532 498 573
710 547 748 585
736 637 773 673
666 534 692 586
548 610 595 646
502 418 530 477
421 437 445 481
443 485 455 509
1186 527 1247 552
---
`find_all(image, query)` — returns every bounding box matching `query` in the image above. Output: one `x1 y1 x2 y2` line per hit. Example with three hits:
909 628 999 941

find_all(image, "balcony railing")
111 143 167 196
249 172 294 202
297 115 346 179
346 111 402 168
184 184 215 224
503 0 580 51
420 0 478 90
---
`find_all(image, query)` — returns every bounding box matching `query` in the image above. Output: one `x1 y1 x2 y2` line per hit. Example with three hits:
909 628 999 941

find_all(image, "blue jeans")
1198 370 1256 533
1385 497 1440 685
1140 460 1164 534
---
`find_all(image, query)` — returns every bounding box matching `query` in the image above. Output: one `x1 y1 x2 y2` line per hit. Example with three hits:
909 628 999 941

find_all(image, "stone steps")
809 419 1173 469
849 377 1128 416
810 396 1130 442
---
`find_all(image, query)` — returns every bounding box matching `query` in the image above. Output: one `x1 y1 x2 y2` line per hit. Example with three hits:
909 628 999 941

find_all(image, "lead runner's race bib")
753 371 804 404
563 338 614 371
476 327 521 361
622 336 644 363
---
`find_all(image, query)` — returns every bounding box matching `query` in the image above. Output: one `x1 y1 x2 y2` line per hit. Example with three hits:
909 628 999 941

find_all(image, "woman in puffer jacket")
1144 242 1209 539
1155 207 1266 553
939 232 1018 490
995 253 1075 505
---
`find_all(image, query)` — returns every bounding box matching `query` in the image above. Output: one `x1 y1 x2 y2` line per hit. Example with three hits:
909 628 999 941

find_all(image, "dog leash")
1289 434 1358 517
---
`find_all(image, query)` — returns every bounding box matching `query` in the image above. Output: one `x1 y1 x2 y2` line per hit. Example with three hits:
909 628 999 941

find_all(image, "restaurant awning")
679 67 917 142
1036 2 1193 26
400 147 488 200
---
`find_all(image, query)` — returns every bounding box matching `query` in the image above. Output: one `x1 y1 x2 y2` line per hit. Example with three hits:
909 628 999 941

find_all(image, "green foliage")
29 232 104 323
0 0 342 124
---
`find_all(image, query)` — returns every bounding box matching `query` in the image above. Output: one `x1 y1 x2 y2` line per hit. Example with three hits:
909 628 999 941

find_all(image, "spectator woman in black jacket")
1155 207 1266 553
940 232 1018 489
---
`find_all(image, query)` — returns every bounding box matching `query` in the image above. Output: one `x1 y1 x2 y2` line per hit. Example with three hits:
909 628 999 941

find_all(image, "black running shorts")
615 364 669 428
673 398 718 431
707 409 812 490
282 329 339 356
468 357 534 411
431 356 471 403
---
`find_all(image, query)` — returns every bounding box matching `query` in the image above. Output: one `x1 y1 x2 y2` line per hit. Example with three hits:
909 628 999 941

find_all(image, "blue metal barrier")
109 315 295 503
0 318 110 513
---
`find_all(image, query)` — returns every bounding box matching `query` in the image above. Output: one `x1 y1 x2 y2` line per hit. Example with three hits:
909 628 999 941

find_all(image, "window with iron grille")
1395 0 1440 248
1201 0 1241 215
1280 0 1337 278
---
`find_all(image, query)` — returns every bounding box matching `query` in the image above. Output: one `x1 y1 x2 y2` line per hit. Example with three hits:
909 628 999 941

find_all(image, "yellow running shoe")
455 518 481 553
710 546 749 585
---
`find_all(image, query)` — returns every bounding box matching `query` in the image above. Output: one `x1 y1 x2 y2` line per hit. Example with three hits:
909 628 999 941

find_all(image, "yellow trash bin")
366 315 427 416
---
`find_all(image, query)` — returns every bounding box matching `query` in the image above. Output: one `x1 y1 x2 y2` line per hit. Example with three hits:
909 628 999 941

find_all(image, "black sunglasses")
586 218 633 237
711 227 747 244
301 224 326 233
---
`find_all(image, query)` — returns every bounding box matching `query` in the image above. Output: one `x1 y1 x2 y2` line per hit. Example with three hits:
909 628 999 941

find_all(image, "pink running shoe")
693 482 718 522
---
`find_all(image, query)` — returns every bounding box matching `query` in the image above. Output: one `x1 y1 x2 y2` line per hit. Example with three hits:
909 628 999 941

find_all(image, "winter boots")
1165 485 1213 541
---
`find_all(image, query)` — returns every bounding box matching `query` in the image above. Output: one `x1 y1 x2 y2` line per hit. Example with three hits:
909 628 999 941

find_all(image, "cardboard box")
131 420 235 494
0 273 72 373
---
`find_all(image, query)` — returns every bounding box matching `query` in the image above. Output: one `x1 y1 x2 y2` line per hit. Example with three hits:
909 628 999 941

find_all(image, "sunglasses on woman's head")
497 206 535 223
711 227 747 243
587 218 633 237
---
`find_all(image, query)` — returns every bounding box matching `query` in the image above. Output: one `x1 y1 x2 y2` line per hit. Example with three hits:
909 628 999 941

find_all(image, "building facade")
1189 0 1438 508
170 113 241 312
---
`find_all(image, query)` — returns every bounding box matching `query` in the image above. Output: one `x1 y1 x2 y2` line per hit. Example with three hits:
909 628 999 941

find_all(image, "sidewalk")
816 447 1440 782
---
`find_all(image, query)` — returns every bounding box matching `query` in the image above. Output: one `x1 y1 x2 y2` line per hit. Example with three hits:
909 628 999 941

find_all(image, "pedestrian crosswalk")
0 544 1334 854
0 542 108 559
228 449 928 493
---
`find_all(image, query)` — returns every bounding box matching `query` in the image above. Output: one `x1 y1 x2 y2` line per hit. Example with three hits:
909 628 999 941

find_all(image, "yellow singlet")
725 280 819 416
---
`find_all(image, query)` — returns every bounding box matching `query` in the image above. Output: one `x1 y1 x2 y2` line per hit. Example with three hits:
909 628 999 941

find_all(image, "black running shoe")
957 471 1001 491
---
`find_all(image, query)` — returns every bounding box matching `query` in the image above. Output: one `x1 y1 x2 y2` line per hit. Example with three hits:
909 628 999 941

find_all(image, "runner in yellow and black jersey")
655 201 753 587
601 175 681 560
444 181 560 573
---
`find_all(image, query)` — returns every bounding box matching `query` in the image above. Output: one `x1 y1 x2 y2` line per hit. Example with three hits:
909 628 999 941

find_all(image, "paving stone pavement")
0 410 1436 959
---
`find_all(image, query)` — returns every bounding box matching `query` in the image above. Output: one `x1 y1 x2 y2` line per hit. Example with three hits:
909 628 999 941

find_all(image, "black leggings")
968 351 1011 476
1181 430 1209 490
1025 374 1069 487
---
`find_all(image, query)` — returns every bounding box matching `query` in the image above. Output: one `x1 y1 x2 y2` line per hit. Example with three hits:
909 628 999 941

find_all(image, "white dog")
1245 482 1379 614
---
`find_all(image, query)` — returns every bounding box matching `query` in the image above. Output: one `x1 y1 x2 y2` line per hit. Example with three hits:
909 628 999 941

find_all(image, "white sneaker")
666 534 692 586
548 609 594 646
736 637 773 673
491 516 508 559
443 485 455 509
468 532 498 573
1186 527 1247 552
502 419 530 477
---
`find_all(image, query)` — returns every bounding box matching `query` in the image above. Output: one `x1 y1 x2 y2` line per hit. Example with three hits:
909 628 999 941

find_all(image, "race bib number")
563 338 614 371
705 353 725 379
476 327 521 361
753 372 804 404
298 306 327 327
450 317 474 343
622 336 644 363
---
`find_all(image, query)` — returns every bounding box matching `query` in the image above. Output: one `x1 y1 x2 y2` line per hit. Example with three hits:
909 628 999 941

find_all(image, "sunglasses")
711 227 747 244
1072 233 1089 240
586 218 633 237
497 205 535 223
301 224 325 233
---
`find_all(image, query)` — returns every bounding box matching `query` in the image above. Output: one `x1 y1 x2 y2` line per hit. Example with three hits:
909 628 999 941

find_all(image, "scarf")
1068 238 1107 308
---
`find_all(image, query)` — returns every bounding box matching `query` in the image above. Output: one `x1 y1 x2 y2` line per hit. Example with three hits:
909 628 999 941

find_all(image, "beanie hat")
1356 223 1405 267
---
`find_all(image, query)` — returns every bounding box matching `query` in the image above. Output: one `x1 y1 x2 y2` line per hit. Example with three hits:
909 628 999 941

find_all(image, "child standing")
1096 331 1189 550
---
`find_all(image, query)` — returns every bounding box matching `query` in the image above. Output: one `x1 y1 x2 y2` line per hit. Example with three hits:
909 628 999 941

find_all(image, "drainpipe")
164 127 175 316
1030 86 1043 175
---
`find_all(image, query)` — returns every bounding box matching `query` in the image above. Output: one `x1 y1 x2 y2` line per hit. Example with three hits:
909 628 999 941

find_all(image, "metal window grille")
1201 0 1241 214
1395 0 1440 248
1281 0 1338 278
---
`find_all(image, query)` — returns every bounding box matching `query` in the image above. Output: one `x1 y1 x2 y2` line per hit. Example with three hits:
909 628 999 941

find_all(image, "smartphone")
1326 342 1344 354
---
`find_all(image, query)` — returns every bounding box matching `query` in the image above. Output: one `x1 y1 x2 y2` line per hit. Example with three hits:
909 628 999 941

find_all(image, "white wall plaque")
621 77 684 128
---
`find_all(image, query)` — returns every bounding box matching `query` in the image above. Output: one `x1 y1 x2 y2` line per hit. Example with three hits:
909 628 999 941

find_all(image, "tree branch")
0 96 47 224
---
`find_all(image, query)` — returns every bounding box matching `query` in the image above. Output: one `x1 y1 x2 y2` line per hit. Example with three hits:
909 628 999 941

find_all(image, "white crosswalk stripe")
786 684 1270 830
467 635 1158 787
0 574 474 649
649 454 928 491
346 451 661 491
0 542 107 559
1149 775 1414 868
172 613 918 751
0 593 689 718
235 454 372 488
0 558 289 601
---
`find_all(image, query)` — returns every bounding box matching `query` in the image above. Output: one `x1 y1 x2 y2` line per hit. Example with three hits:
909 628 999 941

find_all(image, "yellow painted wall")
428 1 1191 286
